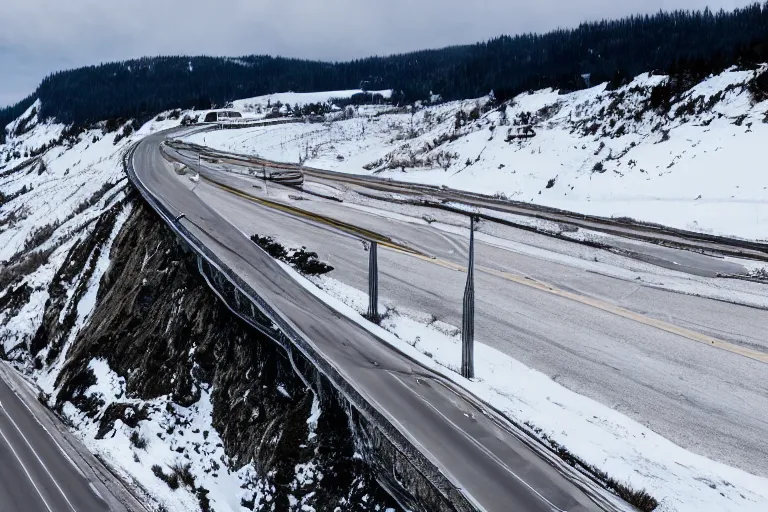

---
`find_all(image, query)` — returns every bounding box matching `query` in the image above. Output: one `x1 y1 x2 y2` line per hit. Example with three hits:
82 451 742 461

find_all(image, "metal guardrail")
123 141 473 512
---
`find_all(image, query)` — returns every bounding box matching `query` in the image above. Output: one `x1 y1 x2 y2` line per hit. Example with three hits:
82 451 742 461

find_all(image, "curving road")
133 129 627 511
166 132 768 479
134 123 768 510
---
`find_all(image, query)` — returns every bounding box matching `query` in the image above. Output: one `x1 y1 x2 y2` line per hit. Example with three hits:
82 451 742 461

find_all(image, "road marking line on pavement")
0 364 86 478
88 482 104 501
198 173 425 254
0 399 78 512
388 371 568 512
403 250 768 365
192 162 768 365
0 403 55 512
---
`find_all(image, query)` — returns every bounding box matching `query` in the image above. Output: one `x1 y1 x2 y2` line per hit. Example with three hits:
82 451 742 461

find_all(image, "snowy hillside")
0 106 190 508
1 105 398 512
2 66 767 512
0 104 182 265
185 67 768 240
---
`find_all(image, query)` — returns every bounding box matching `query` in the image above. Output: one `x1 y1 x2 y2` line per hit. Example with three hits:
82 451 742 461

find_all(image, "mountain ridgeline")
2 2 768 141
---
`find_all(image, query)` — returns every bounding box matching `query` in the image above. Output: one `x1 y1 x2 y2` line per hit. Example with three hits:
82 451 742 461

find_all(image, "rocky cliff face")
67 201 399 510
0 104 401 510
4 193 399 511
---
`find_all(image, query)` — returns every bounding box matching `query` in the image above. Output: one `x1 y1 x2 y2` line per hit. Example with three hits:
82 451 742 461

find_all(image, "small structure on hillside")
203 110 243 123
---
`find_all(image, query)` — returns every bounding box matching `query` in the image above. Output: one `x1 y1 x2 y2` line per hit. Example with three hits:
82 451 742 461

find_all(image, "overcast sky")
0 0 756 107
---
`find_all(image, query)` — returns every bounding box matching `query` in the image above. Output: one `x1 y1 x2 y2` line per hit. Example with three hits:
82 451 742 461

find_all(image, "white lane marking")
0 368 86 478
0 418 54 512
388 372 565 512
0 399 78 512
16 397 87 478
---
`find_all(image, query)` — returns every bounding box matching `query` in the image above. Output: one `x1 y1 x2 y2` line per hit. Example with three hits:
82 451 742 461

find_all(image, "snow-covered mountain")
186 66 768 241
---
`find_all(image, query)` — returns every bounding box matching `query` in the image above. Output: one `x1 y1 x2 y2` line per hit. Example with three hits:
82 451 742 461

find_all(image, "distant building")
203 110 243 123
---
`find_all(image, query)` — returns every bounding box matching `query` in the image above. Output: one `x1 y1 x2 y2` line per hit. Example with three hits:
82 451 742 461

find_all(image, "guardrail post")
461 216 475 379
367 241 380 323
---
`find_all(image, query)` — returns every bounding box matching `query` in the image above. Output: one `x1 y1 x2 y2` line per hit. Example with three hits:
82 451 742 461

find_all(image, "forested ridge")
3 3 768 142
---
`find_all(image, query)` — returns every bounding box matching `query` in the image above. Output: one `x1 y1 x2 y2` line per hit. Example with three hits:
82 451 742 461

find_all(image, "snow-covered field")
232 88 391 112
185 67 768 240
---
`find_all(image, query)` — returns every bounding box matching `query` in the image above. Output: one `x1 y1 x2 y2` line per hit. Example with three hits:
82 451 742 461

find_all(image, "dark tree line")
3 3 768 143
1 95 36 143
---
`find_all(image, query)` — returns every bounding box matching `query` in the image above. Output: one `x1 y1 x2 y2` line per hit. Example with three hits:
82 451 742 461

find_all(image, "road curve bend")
130 128 628 512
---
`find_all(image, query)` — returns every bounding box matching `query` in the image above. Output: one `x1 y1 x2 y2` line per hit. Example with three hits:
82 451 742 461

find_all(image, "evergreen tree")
2 3 768 135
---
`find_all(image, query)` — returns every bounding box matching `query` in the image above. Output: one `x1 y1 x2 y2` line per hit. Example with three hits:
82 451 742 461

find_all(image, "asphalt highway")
190 166 768 474
134 130 625 511
0 363 130 512
171 139 768 262
164 135 768 479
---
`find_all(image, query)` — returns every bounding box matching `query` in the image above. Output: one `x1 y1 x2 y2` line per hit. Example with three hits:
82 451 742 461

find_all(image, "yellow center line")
409 251 768 364
200 174 421 255
200 168 768 365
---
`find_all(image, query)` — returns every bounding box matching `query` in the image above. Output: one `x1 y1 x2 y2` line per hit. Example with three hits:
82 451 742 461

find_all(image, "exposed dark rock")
52 201 398 511
96 403 150 439
56 365 103 419
250 234 334 275
0 283 32 328
748 70 768 103
0 157 40 180
30 200 126 362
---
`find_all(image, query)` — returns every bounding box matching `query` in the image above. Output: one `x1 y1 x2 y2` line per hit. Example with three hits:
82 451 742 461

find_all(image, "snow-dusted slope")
2 115 135 354
185 67 768 240
3 67 767 512
0 108 192 508
1 108 398 512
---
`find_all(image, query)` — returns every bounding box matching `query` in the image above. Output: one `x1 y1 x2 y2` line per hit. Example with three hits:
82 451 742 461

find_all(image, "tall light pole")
461 215 476 379
367 241 379 323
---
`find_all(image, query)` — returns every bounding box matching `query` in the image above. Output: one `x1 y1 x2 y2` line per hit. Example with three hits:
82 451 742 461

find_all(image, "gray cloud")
0 0 756 106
